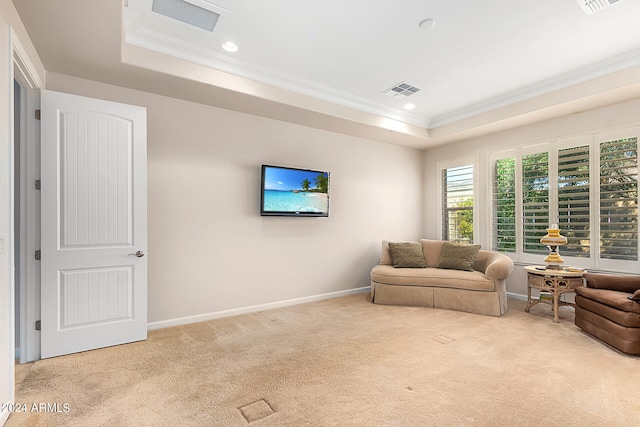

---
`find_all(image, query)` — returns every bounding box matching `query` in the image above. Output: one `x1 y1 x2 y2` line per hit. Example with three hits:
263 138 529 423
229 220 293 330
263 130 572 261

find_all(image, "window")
522 152 549 255
599 137 638 261
442 164 474 242
493 158 516 251
491 128 639 272
558 145 590 258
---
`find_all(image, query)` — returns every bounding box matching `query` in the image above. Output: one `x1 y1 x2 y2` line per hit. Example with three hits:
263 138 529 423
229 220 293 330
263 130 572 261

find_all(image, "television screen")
260 164 330 217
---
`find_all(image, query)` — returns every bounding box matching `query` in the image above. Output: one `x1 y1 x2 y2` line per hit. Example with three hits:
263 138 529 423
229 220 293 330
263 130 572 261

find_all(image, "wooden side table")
524 266 585 323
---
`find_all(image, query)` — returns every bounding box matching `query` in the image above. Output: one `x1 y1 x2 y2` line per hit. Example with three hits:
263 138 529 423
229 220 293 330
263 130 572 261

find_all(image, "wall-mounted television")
260 164 330 217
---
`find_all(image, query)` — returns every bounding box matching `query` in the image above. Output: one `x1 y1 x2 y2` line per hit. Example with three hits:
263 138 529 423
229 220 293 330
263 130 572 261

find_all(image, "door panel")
60 112 133 247
41 90 147 359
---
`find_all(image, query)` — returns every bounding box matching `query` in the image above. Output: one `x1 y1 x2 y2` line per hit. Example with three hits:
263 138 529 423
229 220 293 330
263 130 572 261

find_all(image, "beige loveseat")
370 239 514 316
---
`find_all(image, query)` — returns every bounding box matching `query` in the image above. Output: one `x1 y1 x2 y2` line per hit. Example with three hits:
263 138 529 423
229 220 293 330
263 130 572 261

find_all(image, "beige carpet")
7 294 640 426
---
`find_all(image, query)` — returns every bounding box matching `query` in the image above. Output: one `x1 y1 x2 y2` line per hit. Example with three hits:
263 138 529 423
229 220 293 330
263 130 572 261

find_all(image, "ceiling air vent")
382 82 421 99
576 0 622 15
152 0 220 32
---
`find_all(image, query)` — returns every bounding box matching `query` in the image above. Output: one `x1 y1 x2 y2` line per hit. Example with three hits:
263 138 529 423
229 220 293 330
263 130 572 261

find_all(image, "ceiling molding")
120 43 432 147
123 8 430 129
429 47 640 129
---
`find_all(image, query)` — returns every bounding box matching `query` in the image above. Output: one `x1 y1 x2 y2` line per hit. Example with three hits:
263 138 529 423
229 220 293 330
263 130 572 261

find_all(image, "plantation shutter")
493 157 516 252
522 152 549 254
558 145 590 257
599 137 638 261
442 165 474 242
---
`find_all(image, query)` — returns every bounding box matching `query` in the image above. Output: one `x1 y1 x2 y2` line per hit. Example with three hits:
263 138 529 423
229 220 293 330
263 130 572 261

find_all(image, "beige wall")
46 73 425 324
423 97 640 296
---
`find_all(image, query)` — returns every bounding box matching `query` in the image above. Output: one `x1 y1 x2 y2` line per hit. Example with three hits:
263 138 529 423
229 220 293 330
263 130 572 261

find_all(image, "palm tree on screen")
314 174 328 193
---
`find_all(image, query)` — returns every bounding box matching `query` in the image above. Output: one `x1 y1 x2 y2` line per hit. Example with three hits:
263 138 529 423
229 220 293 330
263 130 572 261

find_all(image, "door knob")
128 250 145 258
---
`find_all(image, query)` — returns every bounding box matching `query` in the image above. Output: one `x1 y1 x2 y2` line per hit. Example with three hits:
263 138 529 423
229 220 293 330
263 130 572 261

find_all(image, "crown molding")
123 9 429 128
429 47 640 128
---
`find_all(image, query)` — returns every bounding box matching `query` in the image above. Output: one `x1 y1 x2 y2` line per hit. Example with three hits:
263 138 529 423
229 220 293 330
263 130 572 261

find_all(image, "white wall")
0 10 11 421
46 73 425 324
1 2 44 423
423 98 640 296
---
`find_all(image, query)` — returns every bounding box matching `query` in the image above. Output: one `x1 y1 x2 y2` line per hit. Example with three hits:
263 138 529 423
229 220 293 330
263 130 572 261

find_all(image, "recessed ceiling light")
222 41 238 52
418 18 436 30
404 103 416 111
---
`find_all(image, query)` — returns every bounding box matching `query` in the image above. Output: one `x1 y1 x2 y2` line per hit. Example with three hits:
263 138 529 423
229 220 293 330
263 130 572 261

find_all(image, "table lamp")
540 224 568 270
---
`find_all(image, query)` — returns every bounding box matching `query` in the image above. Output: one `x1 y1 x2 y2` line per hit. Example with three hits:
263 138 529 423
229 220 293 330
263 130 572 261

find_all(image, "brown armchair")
574 273 640 355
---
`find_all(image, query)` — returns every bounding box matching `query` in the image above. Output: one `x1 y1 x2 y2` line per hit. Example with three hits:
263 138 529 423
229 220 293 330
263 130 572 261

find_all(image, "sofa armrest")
583 273 640 293
481 252 515 281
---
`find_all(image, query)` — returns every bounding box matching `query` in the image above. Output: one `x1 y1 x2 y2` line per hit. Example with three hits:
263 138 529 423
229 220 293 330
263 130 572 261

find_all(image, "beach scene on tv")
263 167 329 214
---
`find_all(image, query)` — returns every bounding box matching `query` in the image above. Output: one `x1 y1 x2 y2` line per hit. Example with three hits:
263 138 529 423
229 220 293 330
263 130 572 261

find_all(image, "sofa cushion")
388 242 427 268
379 241 392 265
575 294 640 328
420 239 445 268
575 287 640 315
583 273 640 293
436 242 480 272
371 265 494 292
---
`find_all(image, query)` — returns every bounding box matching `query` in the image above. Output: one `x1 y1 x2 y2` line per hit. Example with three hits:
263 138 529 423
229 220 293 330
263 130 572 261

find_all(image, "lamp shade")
540 228 568 247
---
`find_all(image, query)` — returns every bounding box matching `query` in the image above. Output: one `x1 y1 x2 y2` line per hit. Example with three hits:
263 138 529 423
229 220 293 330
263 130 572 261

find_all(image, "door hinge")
35 179 41 190
35 320 41 331
35 250 41 260
35 109 41 120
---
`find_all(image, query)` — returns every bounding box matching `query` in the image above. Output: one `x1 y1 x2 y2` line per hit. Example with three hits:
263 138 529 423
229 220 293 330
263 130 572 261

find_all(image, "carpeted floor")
7 294 640 426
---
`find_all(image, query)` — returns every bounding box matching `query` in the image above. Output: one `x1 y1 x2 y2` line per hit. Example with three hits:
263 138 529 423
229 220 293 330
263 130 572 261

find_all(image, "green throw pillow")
388 242 427 268
436 242 481 272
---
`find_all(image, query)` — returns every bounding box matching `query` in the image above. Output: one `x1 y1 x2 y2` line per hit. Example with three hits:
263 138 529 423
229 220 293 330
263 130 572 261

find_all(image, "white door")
40 90 147 359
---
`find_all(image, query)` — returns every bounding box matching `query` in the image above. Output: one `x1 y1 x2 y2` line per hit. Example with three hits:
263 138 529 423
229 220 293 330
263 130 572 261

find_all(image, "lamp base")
543 252 564 269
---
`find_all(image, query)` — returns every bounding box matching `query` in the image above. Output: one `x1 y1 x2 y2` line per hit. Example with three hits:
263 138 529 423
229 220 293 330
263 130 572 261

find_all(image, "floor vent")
576 0 622 15
152 0 220 32
239 399 275 423
382 82 421 98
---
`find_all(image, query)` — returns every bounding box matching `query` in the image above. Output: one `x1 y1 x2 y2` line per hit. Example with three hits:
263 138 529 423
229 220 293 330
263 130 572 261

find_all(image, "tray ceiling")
13 0 640 148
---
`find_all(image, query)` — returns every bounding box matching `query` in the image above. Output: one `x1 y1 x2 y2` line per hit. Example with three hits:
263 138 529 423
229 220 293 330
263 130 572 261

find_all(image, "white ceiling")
13 0 640 148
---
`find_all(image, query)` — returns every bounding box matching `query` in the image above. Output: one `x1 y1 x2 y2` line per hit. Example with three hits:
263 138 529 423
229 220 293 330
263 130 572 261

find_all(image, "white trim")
20 88 40 363
13 28 42 365
506 292 527 301
147 286 371 331
11 33 43 89
16 82 26 364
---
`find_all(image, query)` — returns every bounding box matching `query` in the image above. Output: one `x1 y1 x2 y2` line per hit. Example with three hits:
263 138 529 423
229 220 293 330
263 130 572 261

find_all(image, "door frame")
12 28 43 365
15 82 40 363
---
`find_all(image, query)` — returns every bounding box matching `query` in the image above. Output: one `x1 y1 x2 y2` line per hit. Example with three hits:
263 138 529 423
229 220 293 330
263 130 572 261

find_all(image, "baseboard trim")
147 286 371 331
507 292 528 301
